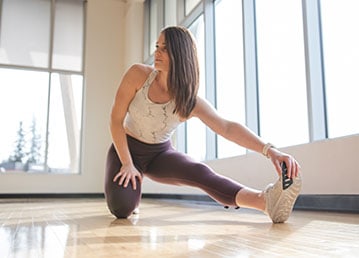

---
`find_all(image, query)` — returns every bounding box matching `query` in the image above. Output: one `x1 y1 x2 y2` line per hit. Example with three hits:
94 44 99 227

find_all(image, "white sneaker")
264 173 302 223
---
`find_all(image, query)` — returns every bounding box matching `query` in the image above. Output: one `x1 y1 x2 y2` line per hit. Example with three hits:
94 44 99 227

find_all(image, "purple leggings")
105 135 243 218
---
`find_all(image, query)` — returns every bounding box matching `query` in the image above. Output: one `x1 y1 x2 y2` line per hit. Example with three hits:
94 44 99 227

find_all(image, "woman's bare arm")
191 96 301 178
110 64 152 189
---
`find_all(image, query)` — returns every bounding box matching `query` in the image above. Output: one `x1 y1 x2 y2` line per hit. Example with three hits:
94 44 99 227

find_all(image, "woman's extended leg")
145 148 257 208
145 146 301 223
146 147 266 211
105 144 141 218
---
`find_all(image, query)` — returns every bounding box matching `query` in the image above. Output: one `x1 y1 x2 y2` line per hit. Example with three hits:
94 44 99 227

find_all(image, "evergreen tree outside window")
10 122 27 164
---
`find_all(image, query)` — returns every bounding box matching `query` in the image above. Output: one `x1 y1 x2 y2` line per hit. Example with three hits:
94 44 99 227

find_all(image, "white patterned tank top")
124 70 182 143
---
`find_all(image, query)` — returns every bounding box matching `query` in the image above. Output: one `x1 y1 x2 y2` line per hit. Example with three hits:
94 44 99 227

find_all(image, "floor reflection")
0 223 71 258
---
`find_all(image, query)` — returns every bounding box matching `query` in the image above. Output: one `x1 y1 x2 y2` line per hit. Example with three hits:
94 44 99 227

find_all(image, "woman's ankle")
235 187 266 211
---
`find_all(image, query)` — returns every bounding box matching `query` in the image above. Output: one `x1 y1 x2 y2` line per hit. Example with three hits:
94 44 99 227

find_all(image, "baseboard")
0 193 105 199
143 193 216 204
295 194 359 213
0 193 358 213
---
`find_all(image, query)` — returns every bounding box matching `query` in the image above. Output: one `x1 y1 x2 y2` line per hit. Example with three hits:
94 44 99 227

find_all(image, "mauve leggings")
105 135 243 218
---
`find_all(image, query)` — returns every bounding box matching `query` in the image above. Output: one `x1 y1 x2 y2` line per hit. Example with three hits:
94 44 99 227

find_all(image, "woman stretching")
105 26 302 223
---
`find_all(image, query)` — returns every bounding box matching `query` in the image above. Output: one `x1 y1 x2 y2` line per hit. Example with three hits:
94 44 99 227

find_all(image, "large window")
320 0 359 138
215 0 246 158
0 0 85 174
256 0 309 147
143 0 358 161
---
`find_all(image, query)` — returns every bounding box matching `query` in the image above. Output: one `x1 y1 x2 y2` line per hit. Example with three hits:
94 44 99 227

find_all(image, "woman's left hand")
267 147 301 178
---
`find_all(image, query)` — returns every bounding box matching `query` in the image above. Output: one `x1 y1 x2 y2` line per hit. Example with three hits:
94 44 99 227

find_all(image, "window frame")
0 0 86 173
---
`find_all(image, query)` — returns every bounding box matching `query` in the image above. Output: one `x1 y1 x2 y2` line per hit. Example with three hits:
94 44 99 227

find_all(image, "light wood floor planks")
0 198 358 258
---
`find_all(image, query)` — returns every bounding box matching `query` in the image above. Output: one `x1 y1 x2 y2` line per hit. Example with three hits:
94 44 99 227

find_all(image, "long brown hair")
162 26 199 118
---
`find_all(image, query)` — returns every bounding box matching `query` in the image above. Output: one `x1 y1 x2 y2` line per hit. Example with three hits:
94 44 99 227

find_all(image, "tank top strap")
143 69 158 88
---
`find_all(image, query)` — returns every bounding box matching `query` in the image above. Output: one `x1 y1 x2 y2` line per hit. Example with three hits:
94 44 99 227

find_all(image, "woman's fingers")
286 158 293 178
113 170 142 190
130 177 137 190
113 171 122 182
284 157 301 178
293 159 301 177
270 149 301 179
274 160 282 177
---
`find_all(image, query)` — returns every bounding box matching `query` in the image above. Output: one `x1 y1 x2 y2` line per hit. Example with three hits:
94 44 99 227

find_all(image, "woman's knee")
110 202 137 218
105 179 142 219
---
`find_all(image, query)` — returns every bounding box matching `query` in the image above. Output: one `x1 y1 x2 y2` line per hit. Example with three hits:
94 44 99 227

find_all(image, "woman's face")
154 33 170 72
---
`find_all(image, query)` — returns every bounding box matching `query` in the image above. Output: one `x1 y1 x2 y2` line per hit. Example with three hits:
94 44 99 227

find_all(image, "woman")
105 26 302 223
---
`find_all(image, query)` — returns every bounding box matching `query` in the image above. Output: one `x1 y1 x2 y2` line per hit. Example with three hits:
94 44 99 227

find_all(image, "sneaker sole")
271 174 302 223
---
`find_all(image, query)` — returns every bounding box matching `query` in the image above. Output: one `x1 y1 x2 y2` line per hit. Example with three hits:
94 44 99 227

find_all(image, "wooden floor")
0 198 358 258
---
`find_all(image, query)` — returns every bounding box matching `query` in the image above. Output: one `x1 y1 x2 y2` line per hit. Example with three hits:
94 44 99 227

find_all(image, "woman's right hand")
113 163 142 190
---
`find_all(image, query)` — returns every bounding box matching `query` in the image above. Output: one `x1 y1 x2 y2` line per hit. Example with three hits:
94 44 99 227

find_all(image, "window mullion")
203 0 216 160
43 0 56 172
302 0 327 141
242 0 260 136
49 0 55 70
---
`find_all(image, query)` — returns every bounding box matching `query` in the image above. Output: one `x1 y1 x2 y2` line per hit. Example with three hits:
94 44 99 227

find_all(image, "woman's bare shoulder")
124 64 154 89
127 63 154 78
